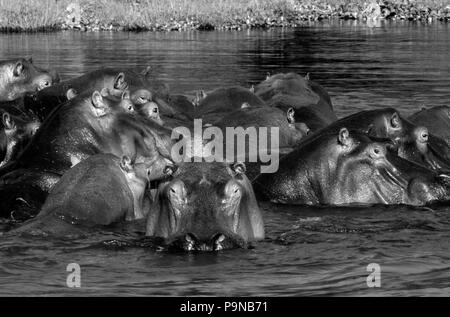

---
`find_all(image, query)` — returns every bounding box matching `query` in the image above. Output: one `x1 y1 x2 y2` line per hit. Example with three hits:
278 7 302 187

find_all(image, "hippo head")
342 108 450 172
255 72 320 108
0 58 54 101
397 124 450 171
409 105 450 145
137 101 164 125
146 161 265 251
0 111 40 167
87 89 135 119
330 128 450 205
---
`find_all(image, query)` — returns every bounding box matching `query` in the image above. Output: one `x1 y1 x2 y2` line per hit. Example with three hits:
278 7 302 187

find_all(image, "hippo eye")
371 147 383 158
421 132 428 141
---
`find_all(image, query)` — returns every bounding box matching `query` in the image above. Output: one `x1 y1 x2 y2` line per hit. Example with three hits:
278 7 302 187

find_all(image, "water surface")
0 20 449 296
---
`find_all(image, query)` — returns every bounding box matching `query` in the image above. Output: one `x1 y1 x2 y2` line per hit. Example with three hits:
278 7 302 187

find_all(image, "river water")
0 20 449 296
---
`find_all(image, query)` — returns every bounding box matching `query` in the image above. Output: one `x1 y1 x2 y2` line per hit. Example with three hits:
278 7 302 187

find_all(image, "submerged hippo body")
253 128 450 206
214 105 309 145
11 154 154 237
163 94 197 128
409 106 450 147
210 106 309 180
147 161 265 251
313 108 450 171
254 72 337 131
195 86 268 123
0 58 57 102
0 90 174 220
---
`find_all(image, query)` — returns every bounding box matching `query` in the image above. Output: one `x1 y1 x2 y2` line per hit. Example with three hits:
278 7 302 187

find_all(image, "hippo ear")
286 107 295 124
113 72 126 90
26 57 33 64
141 66 151 77
338 127 351 146
241 102 250 109
304 72 310 81
2 112 15 130
265 72 271 80
249 85 255 93
13 62 24 77
66 88 77 100
91 91 107 110
119 156 133 173
194 90 207 106
391 112 401 128
121 90 130 100
231 162 246 175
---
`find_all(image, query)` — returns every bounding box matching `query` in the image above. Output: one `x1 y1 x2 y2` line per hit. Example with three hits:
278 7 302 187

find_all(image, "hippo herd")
1 58 449 251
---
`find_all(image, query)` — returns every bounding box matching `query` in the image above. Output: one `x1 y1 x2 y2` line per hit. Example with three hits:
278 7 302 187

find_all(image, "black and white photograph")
0 0 449 300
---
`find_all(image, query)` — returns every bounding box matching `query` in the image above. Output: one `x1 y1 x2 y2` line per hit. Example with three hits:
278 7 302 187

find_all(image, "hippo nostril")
183 233 198 251
212 233 226 251
185 233 197 244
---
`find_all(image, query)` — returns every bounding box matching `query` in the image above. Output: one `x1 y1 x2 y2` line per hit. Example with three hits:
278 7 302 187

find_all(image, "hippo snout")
168 232 241 252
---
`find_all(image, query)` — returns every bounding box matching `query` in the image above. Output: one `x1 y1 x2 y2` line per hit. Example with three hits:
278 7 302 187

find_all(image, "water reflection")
0 21 448 118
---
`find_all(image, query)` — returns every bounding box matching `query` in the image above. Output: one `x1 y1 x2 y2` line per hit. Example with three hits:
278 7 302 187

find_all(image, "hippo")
254 72 337 131
212 105 309 148
20 68 130 122
164 94 197 128
146 161 265 251
0 58 58 102
10 154 165 237
20 67 171 123
408 106 450 147
136 101 164 126
0 110 40 168
168 94 196 118
195 86 268 124
309 108 450 171
253 128 450 206
206 105 309 180
0 89 174 220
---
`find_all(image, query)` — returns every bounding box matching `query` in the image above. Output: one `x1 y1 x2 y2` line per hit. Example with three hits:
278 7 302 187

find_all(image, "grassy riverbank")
0 0 449 32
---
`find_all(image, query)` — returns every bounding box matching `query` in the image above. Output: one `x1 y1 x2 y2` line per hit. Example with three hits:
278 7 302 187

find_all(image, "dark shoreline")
0 18 448 34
